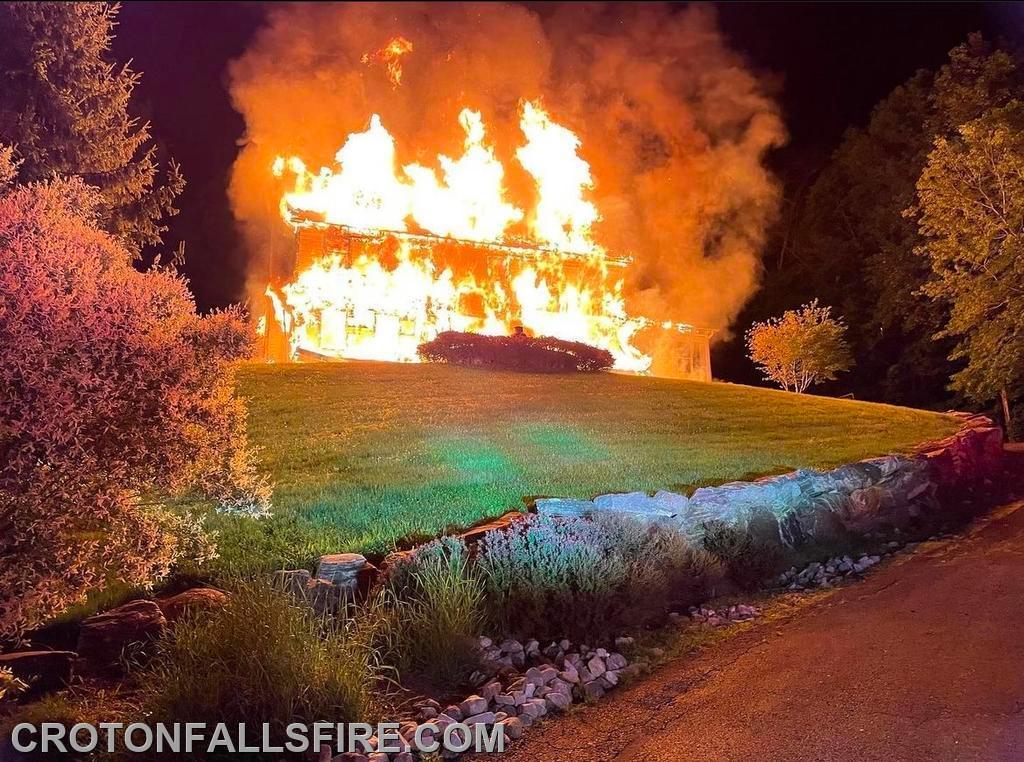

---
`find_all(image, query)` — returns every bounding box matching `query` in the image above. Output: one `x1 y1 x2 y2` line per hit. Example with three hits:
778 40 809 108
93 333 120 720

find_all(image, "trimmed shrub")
699 520 785 591
0 177 269 640
138 579 384 740
379 537 484 689
476 514 717 640
418 330 614 373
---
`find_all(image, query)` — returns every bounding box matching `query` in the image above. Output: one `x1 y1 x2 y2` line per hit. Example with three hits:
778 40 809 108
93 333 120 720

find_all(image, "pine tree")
0 2 183 256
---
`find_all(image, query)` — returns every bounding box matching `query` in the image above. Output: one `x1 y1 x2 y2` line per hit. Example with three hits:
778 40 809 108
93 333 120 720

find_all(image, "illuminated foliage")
746 300 853 394
913 102 1024 417
0 176 267 640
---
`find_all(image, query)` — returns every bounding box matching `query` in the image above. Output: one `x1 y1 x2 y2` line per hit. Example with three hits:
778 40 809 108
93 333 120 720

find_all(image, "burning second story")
257 100 714 381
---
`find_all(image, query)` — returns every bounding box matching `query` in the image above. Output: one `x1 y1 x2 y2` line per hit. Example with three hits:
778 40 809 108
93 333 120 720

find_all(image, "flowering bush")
418 331 614 373
0 175 269 640
476 513 717 639
746 300 853 393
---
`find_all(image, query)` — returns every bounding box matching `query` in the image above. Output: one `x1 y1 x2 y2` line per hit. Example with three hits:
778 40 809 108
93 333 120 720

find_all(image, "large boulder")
592 491 677 521
76 600 166 676
535 498 595 518
0 650 75 695
315 553 367 587
155 587 229 624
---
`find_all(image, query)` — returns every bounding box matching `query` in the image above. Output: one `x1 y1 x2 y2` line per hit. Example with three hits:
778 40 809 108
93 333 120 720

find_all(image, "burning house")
259 101 715 381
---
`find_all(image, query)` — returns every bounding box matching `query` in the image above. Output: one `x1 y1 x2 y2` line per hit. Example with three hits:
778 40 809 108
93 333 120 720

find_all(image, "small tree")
0 174 269 640
912 102 1024 438
746 300 853 393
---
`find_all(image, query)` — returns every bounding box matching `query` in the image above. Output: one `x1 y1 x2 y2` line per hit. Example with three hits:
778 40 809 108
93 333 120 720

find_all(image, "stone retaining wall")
537 414 1004 549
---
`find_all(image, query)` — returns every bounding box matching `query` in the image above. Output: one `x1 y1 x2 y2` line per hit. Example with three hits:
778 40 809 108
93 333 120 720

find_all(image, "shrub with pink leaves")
0 174 269 640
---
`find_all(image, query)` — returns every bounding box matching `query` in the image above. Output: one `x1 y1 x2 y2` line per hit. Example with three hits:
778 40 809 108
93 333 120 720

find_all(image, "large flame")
267 99 659 372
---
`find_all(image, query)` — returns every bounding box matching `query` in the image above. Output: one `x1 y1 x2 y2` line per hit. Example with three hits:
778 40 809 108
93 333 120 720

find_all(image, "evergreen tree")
0 2 183 256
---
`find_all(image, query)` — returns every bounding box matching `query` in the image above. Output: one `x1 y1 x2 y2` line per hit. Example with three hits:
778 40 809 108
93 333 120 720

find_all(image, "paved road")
492 500 1024 761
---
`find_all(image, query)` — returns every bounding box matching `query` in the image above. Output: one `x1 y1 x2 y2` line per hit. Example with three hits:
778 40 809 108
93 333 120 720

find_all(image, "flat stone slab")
316 553 367 584
535 498 596 517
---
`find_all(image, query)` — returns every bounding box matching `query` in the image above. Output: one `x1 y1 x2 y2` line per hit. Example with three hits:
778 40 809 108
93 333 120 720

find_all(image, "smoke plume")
228 1 785 338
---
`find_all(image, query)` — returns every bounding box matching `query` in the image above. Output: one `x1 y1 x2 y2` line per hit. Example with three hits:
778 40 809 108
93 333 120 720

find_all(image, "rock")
155 587 228 624
333 754 368 762
524 638 540 656
539 666 558 684
498 716 523 740
559 639 571 651
459 695 487 716
524 666 545 686
417 698 441 711
614 636 634 649
535 498 595 517
0 650 74 695
443 705 463 721
457 511 527 546
478 636 493 649
652 490 690 514
499 638 524 654
480 679 502 701
316 553 367 585
606 653 627 671
587 655 606 677
518 698 547 719
558 666 580 684
464 711 495 726
495 694 516 708
581 680 606 701
417 706 438 721
76 600 166 676
592 491 677 521
393 754 415 762
601 670 619 687
356 561 380 598
435 713 459 731
367 754 389 762
545 691 572 711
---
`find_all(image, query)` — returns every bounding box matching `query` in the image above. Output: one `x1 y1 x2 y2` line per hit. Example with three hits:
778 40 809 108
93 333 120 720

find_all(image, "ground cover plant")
201 362 957 576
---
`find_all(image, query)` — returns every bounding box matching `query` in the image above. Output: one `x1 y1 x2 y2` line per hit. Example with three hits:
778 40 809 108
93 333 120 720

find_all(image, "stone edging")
534 413 1003 549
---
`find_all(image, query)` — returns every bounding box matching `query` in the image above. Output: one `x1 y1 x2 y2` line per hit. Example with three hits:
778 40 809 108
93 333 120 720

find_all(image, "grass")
200 361 958 575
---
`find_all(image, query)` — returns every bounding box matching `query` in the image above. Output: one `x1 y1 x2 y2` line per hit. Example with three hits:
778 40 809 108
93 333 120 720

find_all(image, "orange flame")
268 99 659 372
361 36 414 88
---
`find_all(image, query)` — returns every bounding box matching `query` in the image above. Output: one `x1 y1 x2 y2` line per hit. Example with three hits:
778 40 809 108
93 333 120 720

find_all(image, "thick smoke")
229 2 785 342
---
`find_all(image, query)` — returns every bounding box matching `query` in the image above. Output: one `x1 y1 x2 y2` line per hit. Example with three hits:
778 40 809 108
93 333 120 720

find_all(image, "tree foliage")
912 102 1024 408
0 2 183 256
746 301 853 393
0 175 268 640
774 34 1022 406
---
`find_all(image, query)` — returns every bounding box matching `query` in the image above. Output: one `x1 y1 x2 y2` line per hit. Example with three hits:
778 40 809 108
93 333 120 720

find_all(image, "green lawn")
205 362 957 574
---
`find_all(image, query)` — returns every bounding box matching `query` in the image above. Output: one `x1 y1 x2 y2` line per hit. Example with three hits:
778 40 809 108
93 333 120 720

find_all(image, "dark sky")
113 1 1018 312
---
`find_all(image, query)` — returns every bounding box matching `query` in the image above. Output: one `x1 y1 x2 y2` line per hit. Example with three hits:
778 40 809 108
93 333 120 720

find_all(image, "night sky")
113 1 1019 312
